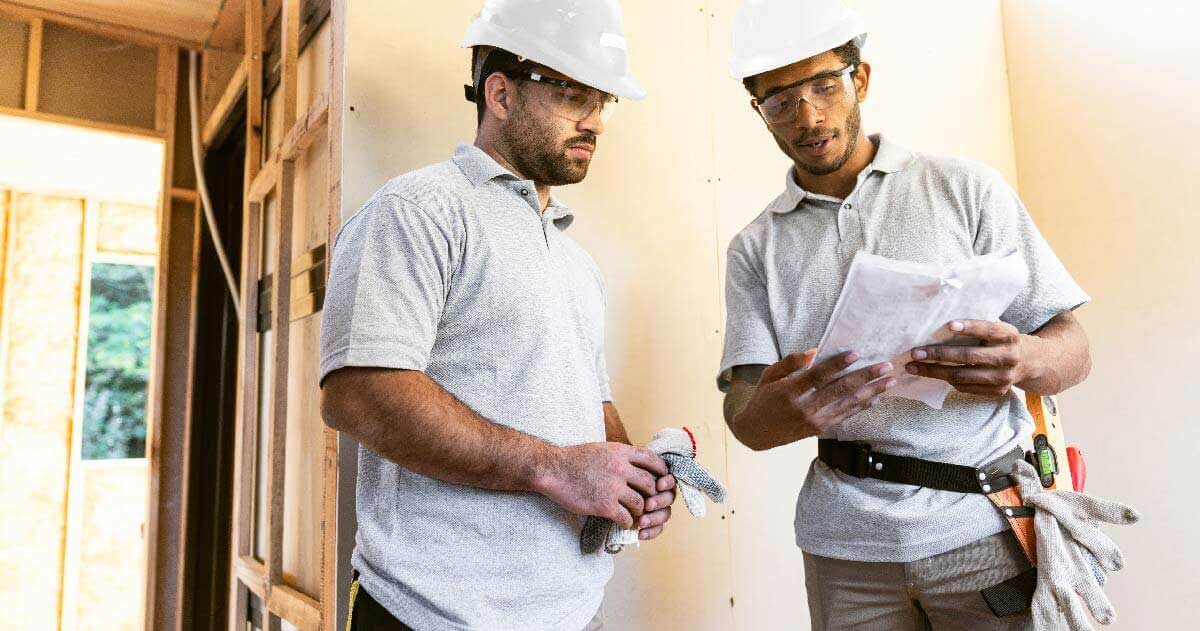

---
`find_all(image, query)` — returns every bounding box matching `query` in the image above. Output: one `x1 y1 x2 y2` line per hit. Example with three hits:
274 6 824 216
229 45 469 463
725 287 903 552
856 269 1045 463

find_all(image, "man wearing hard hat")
319 1 676 629
719 1 1135 630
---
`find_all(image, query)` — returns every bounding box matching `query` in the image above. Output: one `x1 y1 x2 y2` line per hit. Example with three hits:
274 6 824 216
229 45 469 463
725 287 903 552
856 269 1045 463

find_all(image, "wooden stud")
142 45 178 631
281 0 301 133
155 45 175 134
263 160 295 631
0 105 166 141
23 18 41 111
57 197 98 631
246 0 265 185
170 188 199 202
269 583 322 630
201 57 248 149
280 92 329 161
236 555 268 599
229 197 263 631
247 157 280 204
323 3 346 628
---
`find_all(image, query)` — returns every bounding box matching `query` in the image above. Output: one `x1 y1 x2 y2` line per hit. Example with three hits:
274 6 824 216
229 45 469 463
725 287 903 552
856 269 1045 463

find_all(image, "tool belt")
817 439 1038 618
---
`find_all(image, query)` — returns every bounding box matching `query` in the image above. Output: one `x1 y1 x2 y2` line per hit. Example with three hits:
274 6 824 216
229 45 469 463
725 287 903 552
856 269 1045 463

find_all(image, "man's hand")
731 349 896 451
535 442 669 529
636 474 677 541
906 320 1032 398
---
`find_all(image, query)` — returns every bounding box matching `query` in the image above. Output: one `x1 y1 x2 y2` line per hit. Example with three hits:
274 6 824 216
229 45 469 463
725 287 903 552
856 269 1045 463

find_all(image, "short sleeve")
319 193 457 384
974 176 1090 334
717 245 781 392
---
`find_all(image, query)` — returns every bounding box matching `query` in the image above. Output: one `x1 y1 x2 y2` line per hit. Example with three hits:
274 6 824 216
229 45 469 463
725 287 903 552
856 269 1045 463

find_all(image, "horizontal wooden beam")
246 157 279 203
268 584 321 631
280 92 329 162
0 104 166 141
0 1 203 50
201 57 248 148
235 555 268 599
170 188 198 202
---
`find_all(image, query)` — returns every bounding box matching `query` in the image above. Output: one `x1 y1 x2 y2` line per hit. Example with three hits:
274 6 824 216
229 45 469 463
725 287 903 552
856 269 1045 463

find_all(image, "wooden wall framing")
227 1 342 629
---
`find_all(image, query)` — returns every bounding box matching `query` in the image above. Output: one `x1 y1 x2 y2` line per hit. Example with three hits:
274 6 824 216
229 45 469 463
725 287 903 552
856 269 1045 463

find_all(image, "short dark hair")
471 47 537 125
742 39 862 99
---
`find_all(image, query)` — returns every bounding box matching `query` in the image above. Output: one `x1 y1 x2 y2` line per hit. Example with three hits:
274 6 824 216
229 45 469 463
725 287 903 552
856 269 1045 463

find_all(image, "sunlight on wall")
0 114 163 206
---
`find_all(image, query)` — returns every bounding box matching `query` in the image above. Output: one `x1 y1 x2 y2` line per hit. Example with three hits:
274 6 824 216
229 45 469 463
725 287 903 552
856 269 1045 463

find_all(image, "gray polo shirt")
719 134 1089 563
320 143 612 631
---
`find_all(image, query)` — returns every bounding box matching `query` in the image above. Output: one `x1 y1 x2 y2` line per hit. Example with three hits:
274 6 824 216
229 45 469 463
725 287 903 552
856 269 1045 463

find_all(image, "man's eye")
560 89 588 104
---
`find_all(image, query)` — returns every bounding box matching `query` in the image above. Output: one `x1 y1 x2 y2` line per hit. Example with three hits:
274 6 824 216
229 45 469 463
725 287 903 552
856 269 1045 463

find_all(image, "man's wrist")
1016 333 1048 389
524 440 564 496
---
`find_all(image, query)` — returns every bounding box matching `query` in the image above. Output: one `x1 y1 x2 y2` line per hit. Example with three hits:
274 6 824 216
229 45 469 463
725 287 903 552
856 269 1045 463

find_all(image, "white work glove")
581 427 727 554
1012 460 1139 630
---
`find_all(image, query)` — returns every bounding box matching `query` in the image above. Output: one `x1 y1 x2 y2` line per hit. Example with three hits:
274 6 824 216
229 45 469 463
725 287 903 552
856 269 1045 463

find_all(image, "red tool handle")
1067 446 1086 492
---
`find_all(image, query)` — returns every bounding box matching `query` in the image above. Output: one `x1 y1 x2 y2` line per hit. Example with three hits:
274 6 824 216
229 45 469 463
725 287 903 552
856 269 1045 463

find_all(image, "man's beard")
789 102 862 177
501 101 595 186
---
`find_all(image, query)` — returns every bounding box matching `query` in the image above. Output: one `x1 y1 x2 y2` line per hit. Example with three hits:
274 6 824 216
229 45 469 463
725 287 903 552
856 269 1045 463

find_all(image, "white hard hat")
730 0 868 80
462 0 645 100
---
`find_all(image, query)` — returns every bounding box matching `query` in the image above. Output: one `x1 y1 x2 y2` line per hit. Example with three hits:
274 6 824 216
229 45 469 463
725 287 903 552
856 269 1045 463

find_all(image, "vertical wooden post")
24 18 42 112
323 2 347 628
143 45 180 631
262 3 301 628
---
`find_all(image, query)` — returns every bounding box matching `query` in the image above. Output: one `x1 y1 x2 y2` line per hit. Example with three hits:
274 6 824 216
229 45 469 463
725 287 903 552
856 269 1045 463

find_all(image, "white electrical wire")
188 49 244 320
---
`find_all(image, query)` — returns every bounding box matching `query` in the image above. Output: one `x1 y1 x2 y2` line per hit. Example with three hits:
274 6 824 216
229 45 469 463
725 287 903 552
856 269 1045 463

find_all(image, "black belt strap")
817 439 1023 494
981 567 1038 617
817 439 1036 618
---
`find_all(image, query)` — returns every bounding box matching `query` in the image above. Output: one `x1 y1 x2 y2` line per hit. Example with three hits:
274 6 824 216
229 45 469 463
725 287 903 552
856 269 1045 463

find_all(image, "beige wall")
343 2 1021 629
1002 1 1199 627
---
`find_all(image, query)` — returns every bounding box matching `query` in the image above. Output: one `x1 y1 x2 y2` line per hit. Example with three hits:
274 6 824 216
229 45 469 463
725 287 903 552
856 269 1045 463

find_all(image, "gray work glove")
1013 460 1140 630
581 428 727 554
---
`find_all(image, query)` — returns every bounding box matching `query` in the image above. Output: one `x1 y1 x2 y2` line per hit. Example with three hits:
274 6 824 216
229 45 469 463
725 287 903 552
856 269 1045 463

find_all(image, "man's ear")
853 61 871 103
484 72 514 122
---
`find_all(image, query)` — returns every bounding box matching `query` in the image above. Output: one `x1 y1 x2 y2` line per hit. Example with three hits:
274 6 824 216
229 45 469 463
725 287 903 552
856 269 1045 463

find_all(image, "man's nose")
796 99 824 130
578 105 605 136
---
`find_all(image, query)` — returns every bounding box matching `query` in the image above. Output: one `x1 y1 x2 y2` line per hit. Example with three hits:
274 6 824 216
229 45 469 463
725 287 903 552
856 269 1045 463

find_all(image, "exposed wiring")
187 49 244 320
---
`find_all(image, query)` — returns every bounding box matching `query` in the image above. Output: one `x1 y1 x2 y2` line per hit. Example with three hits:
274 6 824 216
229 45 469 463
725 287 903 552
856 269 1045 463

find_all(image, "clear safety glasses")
507 71 619 124
752 65 857 126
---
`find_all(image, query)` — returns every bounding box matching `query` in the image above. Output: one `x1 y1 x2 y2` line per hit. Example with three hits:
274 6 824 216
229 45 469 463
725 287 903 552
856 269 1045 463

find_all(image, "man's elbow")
319 372 356 433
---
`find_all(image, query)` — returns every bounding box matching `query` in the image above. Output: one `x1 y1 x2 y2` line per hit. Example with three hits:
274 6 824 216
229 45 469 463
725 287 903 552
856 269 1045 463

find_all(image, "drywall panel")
0 193 85 631
1002 2 1200 628
0 17 29 109
38 23 158 129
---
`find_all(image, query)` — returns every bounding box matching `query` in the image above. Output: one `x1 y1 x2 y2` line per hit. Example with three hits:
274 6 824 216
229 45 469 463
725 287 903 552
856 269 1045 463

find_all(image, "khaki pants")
803 532 1035 631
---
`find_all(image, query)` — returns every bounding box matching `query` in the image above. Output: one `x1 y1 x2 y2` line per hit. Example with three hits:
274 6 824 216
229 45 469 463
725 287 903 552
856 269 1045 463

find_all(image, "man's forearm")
1018 310 1091 395
603 402 632 445
321 368 555 493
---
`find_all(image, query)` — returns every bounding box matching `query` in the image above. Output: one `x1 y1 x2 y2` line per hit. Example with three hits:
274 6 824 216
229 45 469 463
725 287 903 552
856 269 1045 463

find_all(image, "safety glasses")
507 71 619 124
752 65 857 126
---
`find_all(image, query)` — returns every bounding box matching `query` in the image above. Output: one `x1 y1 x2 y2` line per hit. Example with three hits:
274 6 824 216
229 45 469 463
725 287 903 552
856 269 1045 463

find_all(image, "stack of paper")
813 249 1028 409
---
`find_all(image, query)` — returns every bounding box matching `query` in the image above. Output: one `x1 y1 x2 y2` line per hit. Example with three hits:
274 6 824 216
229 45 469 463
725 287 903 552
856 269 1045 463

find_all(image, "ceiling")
3 0 246 50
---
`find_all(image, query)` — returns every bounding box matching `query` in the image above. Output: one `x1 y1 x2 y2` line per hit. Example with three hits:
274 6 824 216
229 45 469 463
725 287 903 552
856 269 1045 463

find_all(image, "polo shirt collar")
453 142 512 186
452 143 577 230
768 133 915 215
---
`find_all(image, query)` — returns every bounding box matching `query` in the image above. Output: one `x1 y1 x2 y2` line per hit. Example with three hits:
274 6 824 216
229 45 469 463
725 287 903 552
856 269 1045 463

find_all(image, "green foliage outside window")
81 262 154 460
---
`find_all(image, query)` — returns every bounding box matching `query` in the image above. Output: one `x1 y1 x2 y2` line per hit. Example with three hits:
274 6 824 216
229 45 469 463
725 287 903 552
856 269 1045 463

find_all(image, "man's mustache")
565 134 598 150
